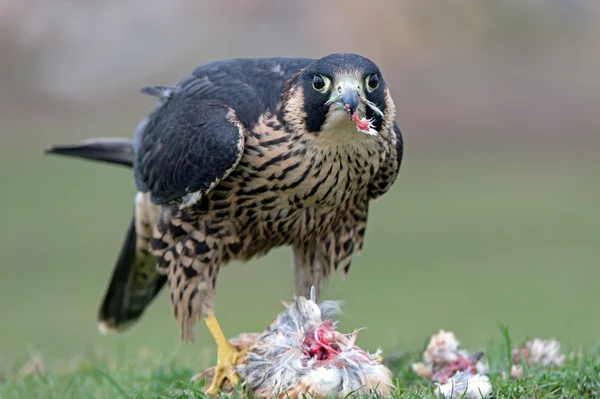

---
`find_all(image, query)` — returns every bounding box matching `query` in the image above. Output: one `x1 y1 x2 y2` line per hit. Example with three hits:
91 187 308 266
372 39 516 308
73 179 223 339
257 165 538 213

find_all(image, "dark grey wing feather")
98 218 167 331
368 121 403 199
140 85 179 100
393 122 404 170
135 98 245 205
182 57 314 129
133 57 315 206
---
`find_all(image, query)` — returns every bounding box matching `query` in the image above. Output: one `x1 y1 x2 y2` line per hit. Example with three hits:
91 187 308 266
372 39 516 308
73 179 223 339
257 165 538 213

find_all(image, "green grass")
1 151 599 363
2 328 599 398
0 141 599 398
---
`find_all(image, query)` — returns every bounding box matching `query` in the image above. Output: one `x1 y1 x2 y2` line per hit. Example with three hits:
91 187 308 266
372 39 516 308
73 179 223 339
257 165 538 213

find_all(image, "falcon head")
280 53 394 137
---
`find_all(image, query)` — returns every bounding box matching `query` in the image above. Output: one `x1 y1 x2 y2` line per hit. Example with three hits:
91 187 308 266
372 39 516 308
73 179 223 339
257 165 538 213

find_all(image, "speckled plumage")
45 53 404 344
196 289 393 398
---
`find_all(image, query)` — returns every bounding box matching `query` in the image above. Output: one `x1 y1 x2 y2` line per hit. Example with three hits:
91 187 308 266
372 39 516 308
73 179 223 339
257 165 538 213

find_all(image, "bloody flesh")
352 111 370 132
302 321 341 361
431 354 479 383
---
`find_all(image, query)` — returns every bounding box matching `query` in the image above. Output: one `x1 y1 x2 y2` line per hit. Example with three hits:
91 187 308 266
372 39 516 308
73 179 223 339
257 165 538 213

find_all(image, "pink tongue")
352 111 370 131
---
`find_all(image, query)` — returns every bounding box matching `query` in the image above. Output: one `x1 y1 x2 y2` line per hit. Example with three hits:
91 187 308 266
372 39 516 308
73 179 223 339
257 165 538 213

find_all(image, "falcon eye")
366 74 379 92
312 74 330 93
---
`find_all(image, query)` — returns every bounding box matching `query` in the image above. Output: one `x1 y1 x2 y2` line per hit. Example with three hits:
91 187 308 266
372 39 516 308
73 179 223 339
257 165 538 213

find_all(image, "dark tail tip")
44 137 134 168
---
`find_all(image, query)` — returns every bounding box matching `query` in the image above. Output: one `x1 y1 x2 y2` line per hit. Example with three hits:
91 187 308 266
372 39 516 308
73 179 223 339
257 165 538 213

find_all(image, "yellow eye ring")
366 74 379 92
312 74 331 93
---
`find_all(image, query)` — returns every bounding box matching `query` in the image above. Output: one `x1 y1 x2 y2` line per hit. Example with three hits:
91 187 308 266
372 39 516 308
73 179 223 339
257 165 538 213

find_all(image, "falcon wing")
135 97 246 206
134 57 315 206
98 216 166 332
368 122 404 200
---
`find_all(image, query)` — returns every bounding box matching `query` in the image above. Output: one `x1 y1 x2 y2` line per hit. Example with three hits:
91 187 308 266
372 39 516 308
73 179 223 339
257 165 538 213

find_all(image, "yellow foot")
202 311 245 395
205 342 244 395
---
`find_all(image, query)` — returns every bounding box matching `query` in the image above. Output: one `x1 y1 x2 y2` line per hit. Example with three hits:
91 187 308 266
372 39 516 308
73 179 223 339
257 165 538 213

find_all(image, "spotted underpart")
152 109 397 341
132 54 402 342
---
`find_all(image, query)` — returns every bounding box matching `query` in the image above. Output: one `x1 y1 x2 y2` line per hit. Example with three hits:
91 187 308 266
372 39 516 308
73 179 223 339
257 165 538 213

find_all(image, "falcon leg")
203 310 244 395
292 245 323 301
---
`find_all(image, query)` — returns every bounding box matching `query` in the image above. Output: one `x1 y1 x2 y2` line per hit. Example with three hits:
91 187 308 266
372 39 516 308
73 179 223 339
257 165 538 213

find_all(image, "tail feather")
44 137 134 167
98 217 167 333
44 137 165 333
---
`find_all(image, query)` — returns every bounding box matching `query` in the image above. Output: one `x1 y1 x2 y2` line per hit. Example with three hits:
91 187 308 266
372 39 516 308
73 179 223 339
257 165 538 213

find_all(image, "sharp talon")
205 344 245 395
201 311 245 395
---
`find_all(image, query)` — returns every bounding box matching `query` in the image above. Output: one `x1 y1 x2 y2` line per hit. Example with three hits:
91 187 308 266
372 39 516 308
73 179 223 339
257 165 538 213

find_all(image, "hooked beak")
336 80 362 117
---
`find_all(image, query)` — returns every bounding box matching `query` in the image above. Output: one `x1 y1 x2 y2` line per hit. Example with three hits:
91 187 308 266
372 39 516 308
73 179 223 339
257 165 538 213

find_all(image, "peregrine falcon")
46 53 403 393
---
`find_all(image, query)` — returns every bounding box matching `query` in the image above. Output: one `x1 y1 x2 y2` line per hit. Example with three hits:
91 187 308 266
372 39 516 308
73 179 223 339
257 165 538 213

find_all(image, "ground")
2 328 599 398
1 144 598 399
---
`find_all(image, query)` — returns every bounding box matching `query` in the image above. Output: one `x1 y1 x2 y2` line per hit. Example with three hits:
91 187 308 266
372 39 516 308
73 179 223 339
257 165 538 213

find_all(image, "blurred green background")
1 1 599 371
